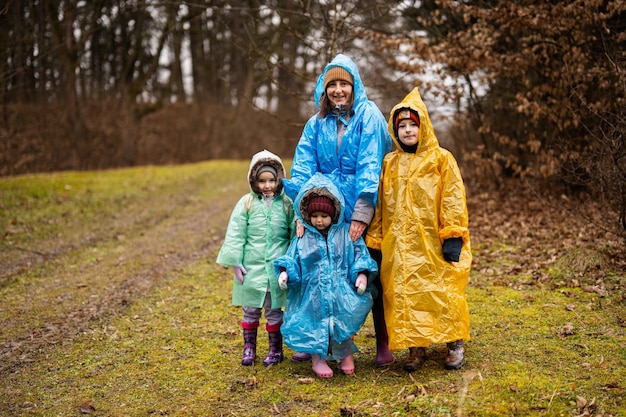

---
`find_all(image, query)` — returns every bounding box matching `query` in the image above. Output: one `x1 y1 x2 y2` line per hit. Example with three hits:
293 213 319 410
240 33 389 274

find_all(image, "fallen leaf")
78 402 96 414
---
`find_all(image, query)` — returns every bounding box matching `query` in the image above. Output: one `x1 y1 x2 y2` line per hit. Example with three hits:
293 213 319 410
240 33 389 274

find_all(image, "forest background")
1 0 625 240
1 2 625 415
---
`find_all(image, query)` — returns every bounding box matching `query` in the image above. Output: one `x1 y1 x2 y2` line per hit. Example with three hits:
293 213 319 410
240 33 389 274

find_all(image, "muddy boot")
372 309 394 366
444 340 465 370
241 321 259 366
263 323 284 367
403 347 426 372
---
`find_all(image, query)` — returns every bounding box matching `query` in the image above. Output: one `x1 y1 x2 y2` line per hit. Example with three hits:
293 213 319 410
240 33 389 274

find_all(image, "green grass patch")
1 161 624 416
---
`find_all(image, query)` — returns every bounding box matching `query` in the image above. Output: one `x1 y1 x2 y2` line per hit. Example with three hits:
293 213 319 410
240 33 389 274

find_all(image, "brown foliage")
363 0 626 240
0 101 301 176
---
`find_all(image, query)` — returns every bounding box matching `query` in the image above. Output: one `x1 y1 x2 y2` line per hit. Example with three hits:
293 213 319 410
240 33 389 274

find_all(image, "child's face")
256 171 277 196
326 80 353 107
310 212 332 231
397 119 419 147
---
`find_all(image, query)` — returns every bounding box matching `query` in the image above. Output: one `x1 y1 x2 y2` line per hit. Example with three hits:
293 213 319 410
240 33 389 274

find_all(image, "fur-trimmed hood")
295 173 344 228
247 149 286 196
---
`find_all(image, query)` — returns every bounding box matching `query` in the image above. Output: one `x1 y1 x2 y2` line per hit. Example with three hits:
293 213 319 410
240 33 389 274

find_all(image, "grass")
1 160 624 416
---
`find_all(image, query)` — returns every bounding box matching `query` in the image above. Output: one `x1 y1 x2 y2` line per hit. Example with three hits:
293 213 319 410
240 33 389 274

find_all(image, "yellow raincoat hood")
366 87 471 349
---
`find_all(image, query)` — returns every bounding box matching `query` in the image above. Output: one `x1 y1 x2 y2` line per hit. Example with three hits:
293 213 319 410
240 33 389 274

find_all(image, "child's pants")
242 292 283 326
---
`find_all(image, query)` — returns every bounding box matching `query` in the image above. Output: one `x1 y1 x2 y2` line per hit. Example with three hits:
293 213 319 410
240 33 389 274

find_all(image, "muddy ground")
1 165 624 390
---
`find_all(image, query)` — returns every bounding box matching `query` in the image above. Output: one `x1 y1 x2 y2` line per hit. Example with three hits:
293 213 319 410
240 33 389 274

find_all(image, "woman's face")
326 80 353 106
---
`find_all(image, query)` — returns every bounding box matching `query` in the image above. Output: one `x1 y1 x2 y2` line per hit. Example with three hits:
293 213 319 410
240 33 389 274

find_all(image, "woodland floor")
0 161 624 416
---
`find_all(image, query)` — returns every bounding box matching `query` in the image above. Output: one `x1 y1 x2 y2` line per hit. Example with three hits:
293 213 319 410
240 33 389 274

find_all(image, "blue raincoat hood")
283 55 392 223
314 54 369 111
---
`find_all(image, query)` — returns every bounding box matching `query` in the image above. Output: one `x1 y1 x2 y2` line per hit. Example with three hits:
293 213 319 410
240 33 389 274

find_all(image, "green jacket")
216 150 295 308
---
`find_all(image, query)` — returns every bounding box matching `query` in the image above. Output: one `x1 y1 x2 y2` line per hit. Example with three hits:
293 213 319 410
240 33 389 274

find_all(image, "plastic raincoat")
274 173 378 358
216 150 295 309
365 88 472 350
283 54 392 223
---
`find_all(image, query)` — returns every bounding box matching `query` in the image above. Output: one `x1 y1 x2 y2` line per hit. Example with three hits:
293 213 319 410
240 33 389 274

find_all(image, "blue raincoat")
274 173 378 358
283 54 392 223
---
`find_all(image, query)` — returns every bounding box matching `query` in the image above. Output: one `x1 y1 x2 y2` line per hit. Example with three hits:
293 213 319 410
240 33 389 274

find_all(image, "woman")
283 54 393 366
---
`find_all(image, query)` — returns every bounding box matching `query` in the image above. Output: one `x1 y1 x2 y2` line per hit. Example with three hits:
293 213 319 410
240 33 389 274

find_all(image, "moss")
1 161 625 417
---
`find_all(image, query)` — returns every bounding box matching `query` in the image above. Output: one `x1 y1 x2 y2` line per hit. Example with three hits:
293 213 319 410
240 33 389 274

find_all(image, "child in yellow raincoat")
365 87 471 372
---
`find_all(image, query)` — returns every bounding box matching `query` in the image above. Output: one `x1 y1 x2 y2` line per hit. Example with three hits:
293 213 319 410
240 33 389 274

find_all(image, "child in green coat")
216 149 295 366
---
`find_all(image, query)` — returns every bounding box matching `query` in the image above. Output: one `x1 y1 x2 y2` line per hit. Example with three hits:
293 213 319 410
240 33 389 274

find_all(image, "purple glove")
233 266 247 284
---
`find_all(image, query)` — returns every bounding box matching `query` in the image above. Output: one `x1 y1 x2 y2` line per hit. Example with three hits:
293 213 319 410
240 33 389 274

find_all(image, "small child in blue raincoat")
216 149 295 367
274 173 377 378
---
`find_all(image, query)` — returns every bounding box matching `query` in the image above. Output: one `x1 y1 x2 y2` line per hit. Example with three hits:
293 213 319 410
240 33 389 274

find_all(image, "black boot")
241 321 259 366
445 340 465 370
372 309 394 366
263 323 283 366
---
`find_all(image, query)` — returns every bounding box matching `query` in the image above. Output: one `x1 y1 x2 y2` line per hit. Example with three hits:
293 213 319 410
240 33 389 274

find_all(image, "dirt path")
1 162 624 416
1 166 623 378
0 165 245 377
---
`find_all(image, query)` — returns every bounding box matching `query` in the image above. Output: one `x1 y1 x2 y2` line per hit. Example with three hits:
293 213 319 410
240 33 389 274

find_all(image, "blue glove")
442 237 463 262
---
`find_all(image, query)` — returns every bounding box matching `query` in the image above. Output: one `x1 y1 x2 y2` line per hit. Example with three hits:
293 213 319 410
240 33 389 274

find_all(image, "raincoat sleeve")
283 116 318 202
364 165 385 251
349 237 378 285
354 104 391 211
215 196 248 267
438 152 470 243
273 239 302 289
285 196 297 240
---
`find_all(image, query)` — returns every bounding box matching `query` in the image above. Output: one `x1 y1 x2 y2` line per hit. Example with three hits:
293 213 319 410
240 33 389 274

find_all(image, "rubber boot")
241 321 259 366
372 309 394 366
263 323 284 367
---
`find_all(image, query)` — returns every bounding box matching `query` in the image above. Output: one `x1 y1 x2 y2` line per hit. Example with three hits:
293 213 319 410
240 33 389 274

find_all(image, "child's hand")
278 271 289 290
233 266 247 284
296 220 304 238
355 273 367 295
442 237 463 262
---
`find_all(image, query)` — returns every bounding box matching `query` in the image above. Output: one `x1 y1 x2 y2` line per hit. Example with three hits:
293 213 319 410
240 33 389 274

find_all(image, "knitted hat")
324 66 353 88
306 196 336 218
257 165 277 179
395 108 420 131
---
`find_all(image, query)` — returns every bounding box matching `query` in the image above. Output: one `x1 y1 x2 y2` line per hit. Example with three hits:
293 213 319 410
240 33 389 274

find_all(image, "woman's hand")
349 220 367 241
